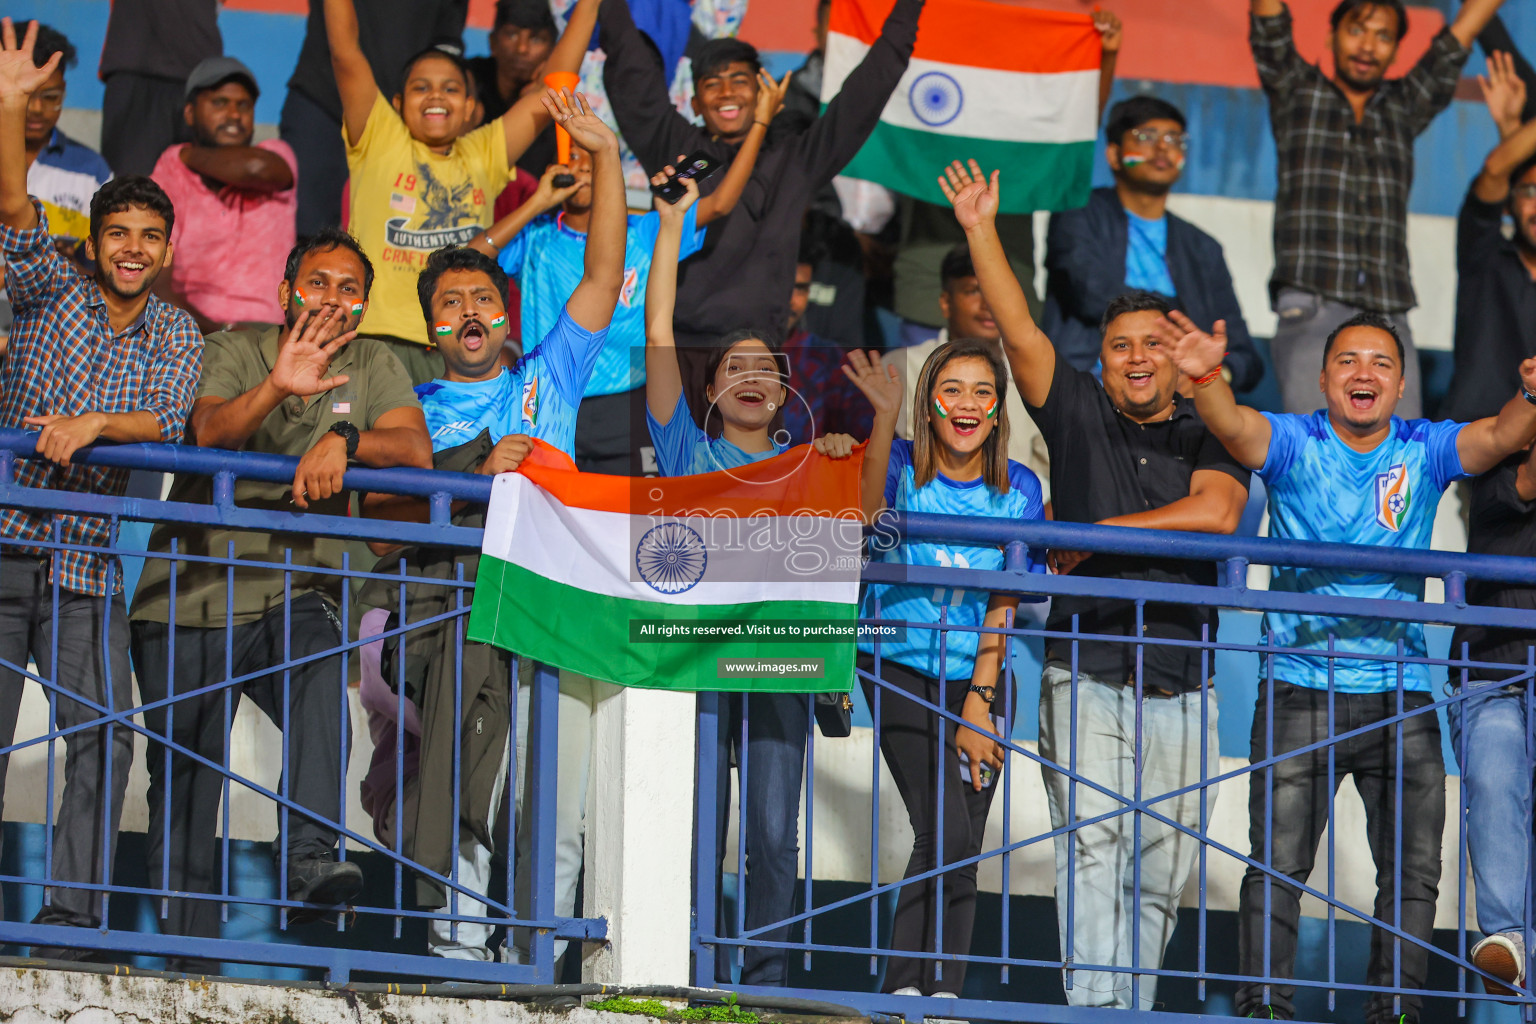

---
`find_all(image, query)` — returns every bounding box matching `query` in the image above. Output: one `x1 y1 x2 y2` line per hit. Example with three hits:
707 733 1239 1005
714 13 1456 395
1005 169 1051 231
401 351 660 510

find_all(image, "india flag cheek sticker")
434 322 454 338
932 395 951 419
350 302 364 317
293 290 309 308
490 314 507 329
984 396 998 420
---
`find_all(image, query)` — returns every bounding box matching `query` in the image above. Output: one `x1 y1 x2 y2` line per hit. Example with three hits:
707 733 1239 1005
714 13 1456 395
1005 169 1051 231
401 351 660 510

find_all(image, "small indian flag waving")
823 0 1100 214
466 441 866 692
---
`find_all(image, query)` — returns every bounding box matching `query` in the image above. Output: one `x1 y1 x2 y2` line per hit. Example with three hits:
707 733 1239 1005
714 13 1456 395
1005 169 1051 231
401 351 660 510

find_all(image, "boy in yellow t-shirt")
324 0 596 383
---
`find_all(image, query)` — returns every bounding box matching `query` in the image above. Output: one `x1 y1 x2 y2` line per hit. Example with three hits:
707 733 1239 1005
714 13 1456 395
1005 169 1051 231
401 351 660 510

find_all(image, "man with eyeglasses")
1042 95 1262 393
1250 0 1511 419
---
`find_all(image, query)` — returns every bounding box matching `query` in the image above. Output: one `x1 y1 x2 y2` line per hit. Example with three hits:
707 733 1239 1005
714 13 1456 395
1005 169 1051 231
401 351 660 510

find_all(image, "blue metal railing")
2 428 1536 1021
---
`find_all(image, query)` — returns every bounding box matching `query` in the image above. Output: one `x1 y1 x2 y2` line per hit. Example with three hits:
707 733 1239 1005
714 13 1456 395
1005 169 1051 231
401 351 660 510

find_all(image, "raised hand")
841 349 903 419
1093 9 1123 55
651 165 700 222
271 307 354 398
540 88 616 154
1479 50 1527 138
937 159 1000 231
0 19 62 104
1154 310 1228 381
754 68 792 126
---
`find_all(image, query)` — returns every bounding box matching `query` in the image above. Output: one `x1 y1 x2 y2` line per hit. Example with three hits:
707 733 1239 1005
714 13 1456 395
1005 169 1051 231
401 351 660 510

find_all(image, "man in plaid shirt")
1251 0 1509 419
0 19 200 959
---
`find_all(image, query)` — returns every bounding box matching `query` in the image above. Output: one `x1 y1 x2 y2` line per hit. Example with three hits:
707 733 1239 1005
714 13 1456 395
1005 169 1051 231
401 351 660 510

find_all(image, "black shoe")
284 856 364 924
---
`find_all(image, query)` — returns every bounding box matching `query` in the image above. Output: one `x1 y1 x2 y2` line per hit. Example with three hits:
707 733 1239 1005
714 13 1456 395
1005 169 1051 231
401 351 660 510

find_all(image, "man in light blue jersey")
1165 308 1536 1024
362 88 626 964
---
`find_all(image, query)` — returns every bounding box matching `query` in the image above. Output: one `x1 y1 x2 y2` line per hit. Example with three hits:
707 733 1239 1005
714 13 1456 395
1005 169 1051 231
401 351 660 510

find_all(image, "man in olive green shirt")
129 228 431 957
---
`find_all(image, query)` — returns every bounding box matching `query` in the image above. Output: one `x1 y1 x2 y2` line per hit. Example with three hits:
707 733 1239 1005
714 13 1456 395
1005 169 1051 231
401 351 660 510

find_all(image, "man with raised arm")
129 228 430 966
598 0 923 372
1250 0 1511 418
1163 305 1536 1023
364 88 626 965
0 18 201 960
939 159 1249 1011
322 0 596 383
1445 50 1536 422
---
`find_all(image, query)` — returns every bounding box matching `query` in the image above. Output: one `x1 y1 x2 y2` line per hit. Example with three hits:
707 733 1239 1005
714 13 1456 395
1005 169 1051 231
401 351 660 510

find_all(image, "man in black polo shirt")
941 159 1249 1010
1444 53 1536 423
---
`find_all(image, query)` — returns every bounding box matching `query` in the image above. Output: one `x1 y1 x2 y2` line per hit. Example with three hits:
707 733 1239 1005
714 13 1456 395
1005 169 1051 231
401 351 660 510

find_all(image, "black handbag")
814 691 853 738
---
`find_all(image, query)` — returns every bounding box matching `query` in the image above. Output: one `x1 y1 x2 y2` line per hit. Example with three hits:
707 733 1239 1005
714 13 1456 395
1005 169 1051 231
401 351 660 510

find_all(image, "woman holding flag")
643 172 868 985
849 337 1044 999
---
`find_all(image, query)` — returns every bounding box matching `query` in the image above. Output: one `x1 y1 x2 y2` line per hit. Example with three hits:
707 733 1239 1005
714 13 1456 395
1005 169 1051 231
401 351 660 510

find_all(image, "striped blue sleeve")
1429 419 1472 492
496 217 538 281
535 308 608 406
883 438 914 509
1258 411 1306 483
678 203 706 260
646 391 709 476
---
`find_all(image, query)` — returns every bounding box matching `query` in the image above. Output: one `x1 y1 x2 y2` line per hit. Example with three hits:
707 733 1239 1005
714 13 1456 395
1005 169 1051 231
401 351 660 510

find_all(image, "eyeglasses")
1514 184 1536 201
1127 128 1189 151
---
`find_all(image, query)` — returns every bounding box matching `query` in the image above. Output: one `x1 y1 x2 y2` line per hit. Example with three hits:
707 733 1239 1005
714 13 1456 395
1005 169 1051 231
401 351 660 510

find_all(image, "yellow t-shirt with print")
346 93 510 345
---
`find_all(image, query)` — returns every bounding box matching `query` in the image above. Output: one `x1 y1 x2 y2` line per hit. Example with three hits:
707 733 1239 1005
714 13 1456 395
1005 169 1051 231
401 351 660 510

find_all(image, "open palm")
841 349 903 417
0 19 63 102
1155 311 1228 380
542 88 614 153
272 310 354 397
938 159 1000 231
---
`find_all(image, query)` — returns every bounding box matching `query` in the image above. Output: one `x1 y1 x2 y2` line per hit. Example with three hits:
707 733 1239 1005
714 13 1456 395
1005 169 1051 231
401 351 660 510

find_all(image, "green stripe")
839 123 1092 214
466 557 859 693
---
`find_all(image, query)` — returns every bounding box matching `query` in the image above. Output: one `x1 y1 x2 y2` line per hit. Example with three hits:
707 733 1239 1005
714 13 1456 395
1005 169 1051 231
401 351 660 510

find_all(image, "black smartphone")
650 153 722 203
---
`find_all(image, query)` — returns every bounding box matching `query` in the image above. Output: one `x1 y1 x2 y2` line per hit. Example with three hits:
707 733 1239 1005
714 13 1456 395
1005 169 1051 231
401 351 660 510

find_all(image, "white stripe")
822 33 1099 145
481 474 863 607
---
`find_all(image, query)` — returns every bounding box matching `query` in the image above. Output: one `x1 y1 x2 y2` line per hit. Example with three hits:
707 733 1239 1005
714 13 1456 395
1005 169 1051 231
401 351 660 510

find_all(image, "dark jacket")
598 0 923 339
360 431 511 906
1041 187 1263 392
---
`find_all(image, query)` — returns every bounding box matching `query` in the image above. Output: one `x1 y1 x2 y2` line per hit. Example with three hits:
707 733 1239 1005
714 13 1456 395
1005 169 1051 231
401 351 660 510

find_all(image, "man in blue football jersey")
364 88 625 964
1166 308 1536 1024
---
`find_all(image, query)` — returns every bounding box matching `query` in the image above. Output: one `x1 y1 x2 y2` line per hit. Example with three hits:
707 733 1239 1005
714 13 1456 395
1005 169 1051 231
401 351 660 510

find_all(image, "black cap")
184 56 259 102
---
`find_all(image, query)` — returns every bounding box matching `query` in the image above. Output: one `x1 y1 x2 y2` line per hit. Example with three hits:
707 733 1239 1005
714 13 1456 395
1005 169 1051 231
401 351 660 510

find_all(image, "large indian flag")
466 442 866 692
823 0 1100 214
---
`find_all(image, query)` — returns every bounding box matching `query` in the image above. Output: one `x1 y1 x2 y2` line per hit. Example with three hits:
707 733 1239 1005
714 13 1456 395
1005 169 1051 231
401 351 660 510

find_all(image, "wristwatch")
1522 385 1536 407
328 420 360 459
968 683 996 704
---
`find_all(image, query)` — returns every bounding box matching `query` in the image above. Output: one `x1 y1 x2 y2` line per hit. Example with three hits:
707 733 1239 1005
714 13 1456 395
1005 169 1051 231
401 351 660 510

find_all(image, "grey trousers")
1270 288 1422 420
0 557 133 927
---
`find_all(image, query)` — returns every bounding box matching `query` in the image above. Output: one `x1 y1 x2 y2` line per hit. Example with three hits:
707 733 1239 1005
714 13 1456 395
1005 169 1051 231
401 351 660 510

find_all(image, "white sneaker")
1472 931 1527 1000
892 987 923 997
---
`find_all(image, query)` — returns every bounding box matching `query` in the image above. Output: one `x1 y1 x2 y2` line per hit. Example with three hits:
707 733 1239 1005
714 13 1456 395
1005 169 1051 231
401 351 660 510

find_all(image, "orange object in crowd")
544 71 581 165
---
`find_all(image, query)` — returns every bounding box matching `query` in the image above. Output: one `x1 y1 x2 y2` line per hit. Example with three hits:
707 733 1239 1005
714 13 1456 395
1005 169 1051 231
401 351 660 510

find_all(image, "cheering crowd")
5 0 1536 1019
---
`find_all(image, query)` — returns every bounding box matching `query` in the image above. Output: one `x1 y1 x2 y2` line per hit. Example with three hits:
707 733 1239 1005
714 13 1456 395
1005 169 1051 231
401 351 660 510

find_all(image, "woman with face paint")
848 337 1046 999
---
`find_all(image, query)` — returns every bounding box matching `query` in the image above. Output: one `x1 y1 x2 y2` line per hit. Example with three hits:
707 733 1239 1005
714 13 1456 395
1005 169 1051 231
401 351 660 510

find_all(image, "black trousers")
129 593 349 941
857 652 1001 995
100 72 188 177
575 386 656 476
280 89 348 238
1236 682 1445 1024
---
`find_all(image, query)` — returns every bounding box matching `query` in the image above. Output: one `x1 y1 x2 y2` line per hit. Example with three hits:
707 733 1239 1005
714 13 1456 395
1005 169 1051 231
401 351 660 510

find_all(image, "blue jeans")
713 691 809 986
1038 665 1220 1010
1449 681 1535 938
